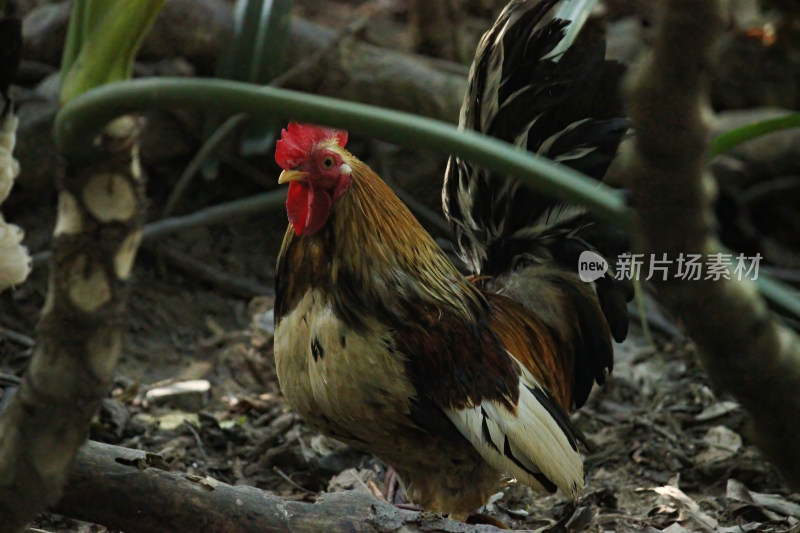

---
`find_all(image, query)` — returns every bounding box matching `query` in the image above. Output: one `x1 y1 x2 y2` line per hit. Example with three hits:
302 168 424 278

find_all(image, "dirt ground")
2 0 800 531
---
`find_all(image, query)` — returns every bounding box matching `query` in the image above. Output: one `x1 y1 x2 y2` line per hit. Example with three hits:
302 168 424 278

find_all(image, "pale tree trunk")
0 115 146 532
622 0 800 488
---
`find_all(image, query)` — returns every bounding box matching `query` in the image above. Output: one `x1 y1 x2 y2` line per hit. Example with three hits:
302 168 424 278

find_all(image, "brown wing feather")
396 306 520 414
483 292 573 411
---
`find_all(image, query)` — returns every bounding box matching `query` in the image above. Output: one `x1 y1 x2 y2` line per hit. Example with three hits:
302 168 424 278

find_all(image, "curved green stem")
709 112 800 157
755 273 800 320
55 77 800 317
55 77 635 227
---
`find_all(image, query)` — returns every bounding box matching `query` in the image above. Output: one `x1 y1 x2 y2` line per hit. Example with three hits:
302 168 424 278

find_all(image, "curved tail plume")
442 0 633 406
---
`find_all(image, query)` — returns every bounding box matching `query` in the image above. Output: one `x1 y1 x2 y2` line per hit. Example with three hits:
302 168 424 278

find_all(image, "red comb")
275 122 349 170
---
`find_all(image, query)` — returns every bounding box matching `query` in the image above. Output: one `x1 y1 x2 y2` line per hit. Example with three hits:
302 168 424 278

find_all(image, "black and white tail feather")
442 0 632 350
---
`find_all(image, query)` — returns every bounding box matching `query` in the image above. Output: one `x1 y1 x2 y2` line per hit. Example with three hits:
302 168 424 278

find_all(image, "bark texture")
284 17 467 123
622 0 800 489
0 116 146 532
53 441 510 533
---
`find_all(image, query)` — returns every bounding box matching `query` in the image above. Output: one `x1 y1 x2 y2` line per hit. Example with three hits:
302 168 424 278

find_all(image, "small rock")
139 0 234 74
33 71 60 101
22 3 71 67
145 379 211 412
91 398 130 442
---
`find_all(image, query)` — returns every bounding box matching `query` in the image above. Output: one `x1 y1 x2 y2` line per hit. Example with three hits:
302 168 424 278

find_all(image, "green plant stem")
55 78 634 227
755 274 800 320
709 112 800 156
54 78 800 318
82 0 115 46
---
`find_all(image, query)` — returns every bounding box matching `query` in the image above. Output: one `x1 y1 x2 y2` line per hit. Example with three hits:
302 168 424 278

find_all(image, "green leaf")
241 0 293 156
200 0 265 180
250 0 293 84
61 0 90 76
206 0 294 173
217 0 268 82
59 0 166 104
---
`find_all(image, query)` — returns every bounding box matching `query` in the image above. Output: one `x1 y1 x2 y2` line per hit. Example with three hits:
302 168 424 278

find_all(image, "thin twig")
143 190 285 242
220 154 274 189
162 113 250 217
183 421 209 466
33 189 287 268
273 466 315 494
348 469 373 494
0 326 35 348
0 373 21 386
154 245 272 298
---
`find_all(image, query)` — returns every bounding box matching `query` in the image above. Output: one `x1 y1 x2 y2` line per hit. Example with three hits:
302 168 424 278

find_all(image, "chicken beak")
278 169 309 184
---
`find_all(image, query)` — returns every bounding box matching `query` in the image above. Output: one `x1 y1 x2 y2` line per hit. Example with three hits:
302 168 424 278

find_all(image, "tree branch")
623 0 800 489
282 16 467 123
53 440 509 533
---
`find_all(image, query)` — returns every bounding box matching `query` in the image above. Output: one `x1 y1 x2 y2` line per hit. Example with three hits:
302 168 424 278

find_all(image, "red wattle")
286 182 332 236
286 182 309 235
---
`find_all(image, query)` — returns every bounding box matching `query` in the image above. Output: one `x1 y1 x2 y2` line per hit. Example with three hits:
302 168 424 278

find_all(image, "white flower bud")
0 112 20 203
0 219 32 291
0 109 30 291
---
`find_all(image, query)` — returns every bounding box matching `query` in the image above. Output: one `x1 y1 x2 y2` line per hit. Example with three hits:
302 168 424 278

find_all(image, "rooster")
273 0 630 521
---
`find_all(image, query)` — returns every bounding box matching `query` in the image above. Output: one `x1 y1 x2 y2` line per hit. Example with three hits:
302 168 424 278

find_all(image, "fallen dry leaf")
727 479 800 518
696 425 743 464
652 485 718 531
694 401 741 422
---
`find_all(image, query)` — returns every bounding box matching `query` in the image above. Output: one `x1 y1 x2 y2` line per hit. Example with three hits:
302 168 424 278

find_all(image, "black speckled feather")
442 0 632 407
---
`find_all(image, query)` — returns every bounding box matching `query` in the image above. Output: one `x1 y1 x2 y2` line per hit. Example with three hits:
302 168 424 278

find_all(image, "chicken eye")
321 156 335 169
